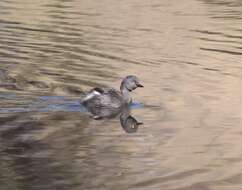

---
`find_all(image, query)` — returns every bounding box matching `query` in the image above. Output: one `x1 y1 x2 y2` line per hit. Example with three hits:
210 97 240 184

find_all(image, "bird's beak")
137 83 144 88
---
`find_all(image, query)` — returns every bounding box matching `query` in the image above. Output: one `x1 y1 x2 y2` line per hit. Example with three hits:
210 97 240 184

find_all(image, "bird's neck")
120 86 132 104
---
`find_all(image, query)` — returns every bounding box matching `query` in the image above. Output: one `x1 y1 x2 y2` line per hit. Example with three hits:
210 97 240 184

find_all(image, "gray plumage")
81 75 143 118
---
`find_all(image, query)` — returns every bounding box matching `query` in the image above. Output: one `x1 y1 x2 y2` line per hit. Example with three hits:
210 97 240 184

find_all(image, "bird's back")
81 87 124 118
81 87 123 109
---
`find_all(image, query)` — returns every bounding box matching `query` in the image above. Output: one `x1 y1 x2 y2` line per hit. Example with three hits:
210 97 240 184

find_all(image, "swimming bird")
81 75 143 119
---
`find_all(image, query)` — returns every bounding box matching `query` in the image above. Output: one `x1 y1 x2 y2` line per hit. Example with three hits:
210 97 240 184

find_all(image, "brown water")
1 0 242 189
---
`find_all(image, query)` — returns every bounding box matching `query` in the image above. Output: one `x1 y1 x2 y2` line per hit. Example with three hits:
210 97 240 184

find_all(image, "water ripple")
1 0 242 190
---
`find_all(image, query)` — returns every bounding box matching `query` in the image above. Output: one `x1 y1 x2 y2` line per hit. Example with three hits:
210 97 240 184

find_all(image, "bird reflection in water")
119 107 143 133
86 104 143 133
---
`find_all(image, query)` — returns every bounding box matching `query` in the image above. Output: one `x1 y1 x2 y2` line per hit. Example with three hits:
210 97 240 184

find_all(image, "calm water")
1 0 242 189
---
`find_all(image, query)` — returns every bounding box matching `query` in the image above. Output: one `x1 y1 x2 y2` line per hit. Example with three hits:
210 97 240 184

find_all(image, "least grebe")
81 75 143 118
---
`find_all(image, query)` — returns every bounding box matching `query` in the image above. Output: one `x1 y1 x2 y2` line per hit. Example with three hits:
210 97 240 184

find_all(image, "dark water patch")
200 47 242 55
49 14 78 20
191 29 242 40
196 37 242 46
80 24 128 34
200 0 242 7
1 121 44 140
182 61 200 66
190 29 224 35
5 25 83 38
211 15 242 20
0 114 23 126
234 46 242 50
7 25 60 34
44 3 73 9
202 67 221 72
0 18 21 25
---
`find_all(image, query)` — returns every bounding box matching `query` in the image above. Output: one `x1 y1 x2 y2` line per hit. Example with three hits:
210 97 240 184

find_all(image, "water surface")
1 0 242 189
